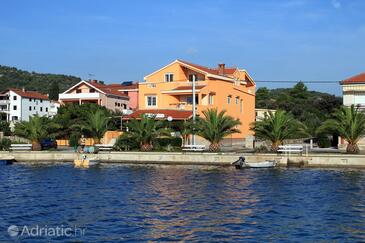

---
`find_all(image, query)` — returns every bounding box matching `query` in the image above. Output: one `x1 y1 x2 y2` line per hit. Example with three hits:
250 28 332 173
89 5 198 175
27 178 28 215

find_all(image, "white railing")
59 93 101 100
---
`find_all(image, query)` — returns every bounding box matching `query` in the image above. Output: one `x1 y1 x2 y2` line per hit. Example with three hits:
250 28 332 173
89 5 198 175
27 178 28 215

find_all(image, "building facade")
136 59 256 140
0 89 53 122
59 80 131 113
341 72 365 108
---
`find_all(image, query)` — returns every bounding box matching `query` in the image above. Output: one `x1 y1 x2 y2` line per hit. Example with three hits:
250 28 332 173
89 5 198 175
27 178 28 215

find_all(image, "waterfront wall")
1 151 365 168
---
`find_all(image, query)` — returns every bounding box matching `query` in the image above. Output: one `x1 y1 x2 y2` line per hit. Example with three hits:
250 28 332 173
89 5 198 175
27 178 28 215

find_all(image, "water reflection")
1 164 365 242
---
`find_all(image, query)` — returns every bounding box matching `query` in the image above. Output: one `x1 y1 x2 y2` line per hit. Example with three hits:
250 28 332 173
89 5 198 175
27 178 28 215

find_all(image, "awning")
123 109 193 120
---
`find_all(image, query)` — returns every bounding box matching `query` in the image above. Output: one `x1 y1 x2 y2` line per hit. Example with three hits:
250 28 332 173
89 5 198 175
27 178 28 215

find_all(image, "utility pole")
192 75 196 145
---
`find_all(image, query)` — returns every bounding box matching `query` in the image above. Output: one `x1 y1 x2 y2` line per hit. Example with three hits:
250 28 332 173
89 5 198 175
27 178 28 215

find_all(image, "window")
40 100 43 103
165 73 174 82
40 107 43 112
34 106 36 110
123 104 127 109
29 106 32 111
236 96 239 104
76 89 82 93
29 98 32 102
13 105 17 110
189 74 198 82
227 96 231 104
240 100 243 112
90 88 95 93
146 96 157 107
115 102 118 106
187 95 199 105
209 94 214 105
46 108 48 112
13 96 17 100
12 116 18 121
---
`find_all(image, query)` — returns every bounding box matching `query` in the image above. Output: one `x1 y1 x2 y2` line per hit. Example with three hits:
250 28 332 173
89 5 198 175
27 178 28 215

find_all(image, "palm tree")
79 110 109 144
125 115 171 151
14 115 48 151
176 119 198 146
252 110 307 151
318 105 365 154
197 108 241 152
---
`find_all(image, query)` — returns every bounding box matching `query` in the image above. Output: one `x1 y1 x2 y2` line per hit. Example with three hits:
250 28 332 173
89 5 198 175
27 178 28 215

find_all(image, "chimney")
218 63 225 75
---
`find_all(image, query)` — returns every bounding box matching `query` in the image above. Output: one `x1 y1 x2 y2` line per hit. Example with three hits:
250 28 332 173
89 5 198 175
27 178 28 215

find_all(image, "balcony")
0 100 9 105
59 93 101 100
169 102 198 111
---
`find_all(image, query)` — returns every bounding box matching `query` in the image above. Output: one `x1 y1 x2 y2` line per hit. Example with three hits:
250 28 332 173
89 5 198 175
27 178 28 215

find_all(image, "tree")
176 119 199 146
78 110 109 144
124 115 171 151
318 105 365 154
48 81 60 101
197 108 241 152
14 116 48 150
252 110 307 151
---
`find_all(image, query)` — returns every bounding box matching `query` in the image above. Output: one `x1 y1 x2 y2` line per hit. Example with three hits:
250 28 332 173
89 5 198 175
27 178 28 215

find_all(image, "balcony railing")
59 93 101 100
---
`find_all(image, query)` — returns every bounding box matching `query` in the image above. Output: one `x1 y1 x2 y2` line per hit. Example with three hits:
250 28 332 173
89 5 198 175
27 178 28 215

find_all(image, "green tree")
252 110 307 151
48 81 60 101
14 116 48 150
77 110 109 144
124 115 171 151
197 108 241 152
176 119 199 146
318 105 365 154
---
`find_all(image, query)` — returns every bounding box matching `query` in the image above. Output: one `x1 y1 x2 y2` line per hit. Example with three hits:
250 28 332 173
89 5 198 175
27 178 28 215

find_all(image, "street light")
192 75 196 146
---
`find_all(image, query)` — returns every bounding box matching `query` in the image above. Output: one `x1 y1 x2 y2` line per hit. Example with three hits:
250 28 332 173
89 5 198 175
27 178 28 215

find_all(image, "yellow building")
131 59 256 142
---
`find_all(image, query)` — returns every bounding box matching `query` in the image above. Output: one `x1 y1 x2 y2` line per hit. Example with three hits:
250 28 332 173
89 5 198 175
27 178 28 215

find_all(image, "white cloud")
331 0 341 9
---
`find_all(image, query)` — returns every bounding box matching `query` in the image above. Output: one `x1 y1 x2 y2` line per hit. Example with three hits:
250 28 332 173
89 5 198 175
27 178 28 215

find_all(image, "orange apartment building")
133 59 256 142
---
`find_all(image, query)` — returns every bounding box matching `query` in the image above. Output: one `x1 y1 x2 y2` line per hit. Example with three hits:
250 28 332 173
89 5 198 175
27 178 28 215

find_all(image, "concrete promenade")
1 151 365 168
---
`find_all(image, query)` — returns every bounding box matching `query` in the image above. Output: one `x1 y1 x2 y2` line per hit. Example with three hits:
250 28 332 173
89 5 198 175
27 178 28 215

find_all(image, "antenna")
88 73 95 81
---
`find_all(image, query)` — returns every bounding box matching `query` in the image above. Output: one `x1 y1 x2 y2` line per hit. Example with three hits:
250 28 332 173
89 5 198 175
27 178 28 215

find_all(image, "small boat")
74 154 100 168
232 156 277 169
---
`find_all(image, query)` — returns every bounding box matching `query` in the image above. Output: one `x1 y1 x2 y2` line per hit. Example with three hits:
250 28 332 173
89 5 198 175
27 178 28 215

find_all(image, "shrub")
0 138 11 151
317 136 332 148
155 137 182 147
69 133 80 148
113 134 139 151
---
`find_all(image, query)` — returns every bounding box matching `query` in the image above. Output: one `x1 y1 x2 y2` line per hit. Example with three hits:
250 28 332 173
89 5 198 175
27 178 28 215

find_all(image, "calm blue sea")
1 163 365 242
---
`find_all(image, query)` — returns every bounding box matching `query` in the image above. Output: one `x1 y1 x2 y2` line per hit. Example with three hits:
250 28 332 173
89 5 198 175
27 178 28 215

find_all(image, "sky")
0 0 364 95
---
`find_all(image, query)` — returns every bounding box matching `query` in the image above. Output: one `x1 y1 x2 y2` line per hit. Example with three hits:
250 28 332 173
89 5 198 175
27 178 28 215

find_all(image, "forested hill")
256 82 342 123
0 65 81 94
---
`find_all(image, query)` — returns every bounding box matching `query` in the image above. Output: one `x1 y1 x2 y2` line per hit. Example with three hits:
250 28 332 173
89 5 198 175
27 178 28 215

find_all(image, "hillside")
0 65 81 94
256 82 342 123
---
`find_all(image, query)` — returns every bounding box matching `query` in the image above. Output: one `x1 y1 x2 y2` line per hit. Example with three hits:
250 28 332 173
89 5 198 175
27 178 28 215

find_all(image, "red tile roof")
342 73 365 84
9 89 49 100
87 82 129 97
124 109 193 120
108 84 138 90
172 85 206 90
177 59 237 76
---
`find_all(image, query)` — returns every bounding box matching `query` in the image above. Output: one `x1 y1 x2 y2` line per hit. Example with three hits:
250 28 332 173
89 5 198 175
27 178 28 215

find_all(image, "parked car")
40 139 57 150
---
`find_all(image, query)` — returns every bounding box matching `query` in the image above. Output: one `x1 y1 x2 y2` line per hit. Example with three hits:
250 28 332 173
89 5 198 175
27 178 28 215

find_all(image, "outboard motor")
232 156 245 169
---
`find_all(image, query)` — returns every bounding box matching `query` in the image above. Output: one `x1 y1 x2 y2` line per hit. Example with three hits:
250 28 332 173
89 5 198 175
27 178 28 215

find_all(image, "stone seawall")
0 151 365 168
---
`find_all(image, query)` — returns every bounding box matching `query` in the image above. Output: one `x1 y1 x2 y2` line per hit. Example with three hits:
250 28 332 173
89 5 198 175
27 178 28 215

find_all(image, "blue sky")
0 0 364 95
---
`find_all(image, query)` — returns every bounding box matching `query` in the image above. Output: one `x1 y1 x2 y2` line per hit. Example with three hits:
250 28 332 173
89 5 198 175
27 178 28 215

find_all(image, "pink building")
108 82 139 110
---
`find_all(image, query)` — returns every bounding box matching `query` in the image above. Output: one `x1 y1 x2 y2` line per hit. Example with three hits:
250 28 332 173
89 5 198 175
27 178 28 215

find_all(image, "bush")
113 134 139 151
69 133 80 148
155 137 182 147
254 144 269 153
0 138 11 151
317 136 332 148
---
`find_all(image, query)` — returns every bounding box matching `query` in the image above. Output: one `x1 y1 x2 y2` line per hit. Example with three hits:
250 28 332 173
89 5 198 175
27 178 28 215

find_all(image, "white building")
0 88 55 122
255 108 276 121
59 80 131 114
341 72 365 108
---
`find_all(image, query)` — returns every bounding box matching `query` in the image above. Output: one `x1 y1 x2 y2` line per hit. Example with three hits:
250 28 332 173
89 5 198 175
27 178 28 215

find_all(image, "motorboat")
74 154 100 168
232 156 277 169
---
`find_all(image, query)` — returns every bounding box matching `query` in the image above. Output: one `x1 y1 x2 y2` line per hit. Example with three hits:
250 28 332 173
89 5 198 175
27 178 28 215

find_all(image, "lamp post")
192 75 196 146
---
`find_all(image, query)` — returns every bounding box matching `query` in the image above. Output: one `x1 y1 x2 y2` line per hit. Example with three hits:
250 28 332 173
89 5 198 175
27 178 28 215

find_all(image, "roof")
108 84 138 90
8 89 49 100
124 109 193 120
172 85 206 91
177 59 237 76
63 80 129 98
342 73 365 84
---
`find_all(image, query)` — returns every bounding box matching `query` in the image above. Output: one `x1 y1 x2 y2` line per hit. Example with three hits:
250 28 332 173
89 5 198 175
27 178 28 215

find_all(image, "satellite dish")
167 116 173 122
